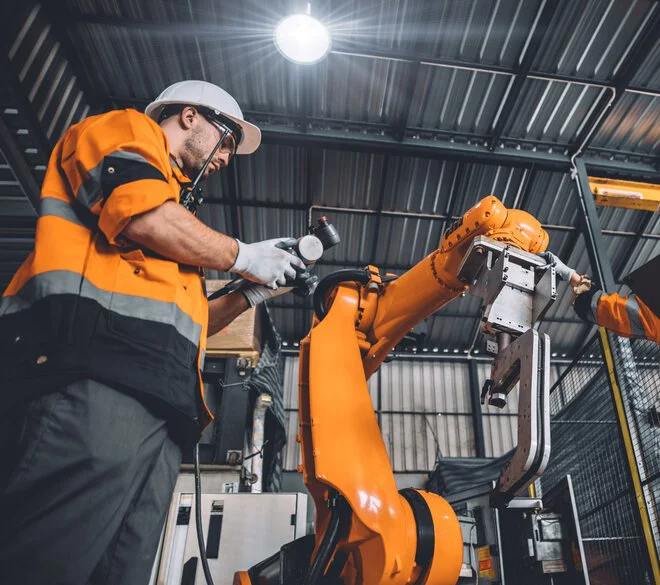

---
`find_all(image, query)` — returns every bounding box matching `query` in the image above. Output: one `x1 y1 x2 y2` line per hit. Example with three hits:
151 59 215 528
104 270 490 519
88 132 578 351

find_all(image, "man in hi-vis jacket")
0 80 305 585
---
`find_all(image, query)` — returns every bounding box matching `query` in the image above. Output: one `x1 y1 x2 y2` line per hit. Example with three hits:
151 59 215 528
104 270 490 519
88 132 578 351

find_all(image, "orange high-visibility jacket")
0 109 212 433
574 287 660 344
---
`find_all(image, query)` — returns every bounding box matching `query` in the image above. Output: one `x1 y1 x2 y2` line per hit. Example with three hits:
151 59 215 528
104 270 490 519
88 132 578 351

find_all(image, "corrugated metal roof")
407 0 543 67
591 93 660 154
409 67 512 135
631 38 660 90
501 80 604 145
532 0 656 81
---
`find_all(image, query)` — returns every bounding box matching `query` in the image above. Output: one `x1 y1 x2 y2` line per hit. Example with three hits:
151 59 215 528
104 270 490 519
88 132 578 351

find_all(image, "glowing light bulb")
275 14 331 64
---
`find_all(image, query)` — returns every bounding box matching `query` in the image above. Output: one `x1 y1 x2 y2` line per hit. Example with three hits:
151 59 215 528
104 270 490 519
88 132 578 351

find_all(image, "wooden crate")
205 280 262 362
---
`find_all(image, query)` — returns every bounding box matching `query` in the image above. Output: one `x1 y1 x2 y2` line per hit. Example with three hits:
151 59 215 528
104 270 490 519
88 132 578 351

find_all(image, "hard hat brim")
221 112 261 155
145 100 261 155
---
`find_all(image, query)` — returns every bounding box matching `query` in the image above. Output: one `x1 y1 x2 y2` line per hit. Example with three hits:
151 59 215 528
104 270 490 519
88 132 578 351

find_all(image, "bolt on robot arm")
235 196 551 585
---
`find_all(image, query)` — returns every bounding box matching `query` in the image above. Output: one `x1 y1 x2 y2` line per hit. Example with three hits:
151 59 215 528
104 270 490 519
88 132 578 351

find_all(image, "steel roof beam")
392 60 421 142
203 197 660 240
258 125 660 182
572 158 616 290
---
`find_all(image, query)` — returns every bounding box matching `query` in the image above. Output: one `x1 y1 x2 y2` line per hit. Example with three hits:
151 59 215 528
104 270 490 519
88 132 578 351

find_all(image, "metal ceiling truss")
257 125 659 182
203 197 660 241
75 4 660 180
109 96 659 181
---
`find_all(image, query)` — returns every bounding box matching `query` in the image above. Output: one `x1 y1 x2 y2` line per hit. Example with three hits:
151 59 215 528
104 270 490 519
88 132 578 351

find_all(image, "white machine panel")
157 492 308 585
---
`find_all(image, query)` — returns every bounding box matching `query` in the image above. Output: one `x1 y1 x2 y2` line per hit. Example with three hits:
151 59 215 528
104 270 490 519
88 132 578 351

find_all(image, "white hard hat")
145 80 261 155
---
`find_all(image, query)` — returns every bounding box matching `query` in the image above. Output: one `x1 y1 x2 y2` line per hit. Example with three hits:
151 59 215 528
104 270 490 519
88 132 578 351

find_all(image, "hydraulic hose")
313 269 371 321
194 442 216 585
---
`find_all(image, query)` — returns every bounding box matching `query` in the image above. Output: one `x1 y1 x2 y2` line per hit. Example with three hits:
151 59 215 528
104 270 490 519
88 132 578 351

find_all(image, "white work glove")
230 238 305 288
539 252 576 282
242 284 293 308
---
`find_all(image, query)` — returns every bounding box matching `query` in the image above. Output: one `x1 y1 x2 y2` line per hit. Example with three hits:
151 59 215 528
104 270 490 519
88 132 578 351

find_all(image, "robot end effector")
457 233 557 507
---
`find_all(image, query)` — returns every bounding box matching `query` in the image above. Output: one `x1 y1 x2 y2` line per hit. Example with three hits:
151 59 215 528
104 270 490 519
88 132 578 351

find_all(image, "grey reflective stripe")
0 270 202 346
0 270 83 316
108 291 202 345
75 149 157 209
40 197 88 228
77 159 104 209
589 290 603 323
626 294 646 338
200 350 206 370
109 150 154 164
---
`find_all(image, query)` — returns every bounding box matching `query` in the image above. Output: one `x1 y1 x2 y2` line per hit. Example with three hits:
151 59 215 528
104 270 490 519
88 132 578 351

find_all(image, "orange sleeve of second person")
59 109 176 245
597 292 660 344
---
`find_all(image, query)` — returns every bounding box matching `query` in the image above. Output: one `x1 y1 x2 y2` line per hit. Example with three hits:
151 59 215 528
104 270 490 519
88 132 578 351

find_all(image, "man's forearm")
207 291 250 337
122 201 238 271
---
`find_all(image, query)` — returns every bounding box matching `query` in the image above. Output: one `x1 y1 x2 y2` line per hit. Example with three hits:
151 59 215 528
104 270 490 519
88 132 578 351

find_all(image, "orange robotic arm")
235 196 548 585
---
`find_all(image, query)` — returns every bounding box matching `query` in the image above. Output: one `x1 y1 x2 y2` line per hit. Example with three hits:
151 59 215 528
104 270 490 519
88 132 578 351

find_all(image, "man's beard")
182 130 213 178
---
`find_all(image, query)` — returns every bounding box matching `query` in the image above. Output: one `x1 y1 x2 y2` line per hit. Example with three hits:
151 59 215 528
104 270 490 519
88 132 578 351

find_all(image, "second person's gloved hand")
230 237 306 288
242 284 293 307
539 251 576 283
241 273 319 307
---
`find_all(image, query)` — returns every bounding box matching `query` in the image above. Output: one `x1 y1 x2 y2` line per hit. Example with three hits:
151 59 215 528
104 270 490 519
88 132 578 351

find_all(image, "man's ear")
179 106 197 130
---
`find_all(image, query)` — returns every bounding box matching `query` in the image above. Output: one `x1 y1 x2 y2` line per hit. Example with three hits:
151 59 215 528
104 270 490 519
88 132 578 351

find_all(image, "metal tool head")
310 216 341 250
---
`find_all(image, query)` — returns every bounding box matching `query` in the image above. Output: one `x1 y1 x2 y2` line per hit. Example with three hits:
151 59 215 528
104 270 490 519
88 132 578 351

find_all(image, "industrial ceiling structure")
1 0 659 357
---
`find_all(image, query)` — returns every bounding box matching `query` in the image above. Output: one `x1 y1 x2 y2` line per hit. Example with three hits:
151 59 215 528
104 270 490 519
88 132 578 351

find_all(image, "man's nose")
217 150 230 169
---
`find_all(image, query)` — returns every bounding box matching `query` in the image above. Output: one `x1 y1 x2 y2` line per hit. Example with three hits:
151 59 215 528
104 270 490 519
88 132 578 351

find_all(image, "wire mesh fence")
539 332 658 585
608 333 660 564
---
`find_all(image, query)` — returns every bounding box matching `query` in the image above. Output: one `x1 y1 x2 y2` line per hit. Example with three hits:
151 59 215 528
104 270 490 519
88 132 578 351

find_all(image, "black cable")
313 269 371 321
194 442 216 585
207 277 244 301
301 492 346 585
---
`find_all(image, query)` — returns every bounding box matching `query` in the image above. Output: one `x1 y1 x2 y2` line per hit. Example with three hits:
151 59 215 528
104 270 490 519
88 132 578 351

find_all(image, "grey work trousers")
0 378 183 585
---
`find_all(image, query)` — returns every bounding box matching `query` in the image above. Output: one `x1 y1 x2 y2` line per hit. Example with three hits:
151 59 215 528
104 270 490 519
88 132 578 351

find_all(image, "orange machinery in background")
235 195 552 585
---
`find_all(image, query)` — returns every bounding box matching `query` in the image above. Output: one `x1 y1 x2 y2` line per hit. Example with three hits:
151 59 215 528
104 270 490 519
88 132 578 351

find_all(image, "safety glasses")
204 116 238 159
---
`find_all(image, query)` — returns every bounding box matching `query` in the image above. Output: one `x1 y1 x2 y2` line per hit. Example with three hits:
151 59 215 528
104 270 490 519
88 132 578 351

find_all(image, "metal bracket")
489 329 551 508
504 497 544 510
458 236 556 336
